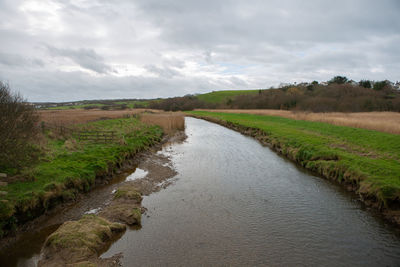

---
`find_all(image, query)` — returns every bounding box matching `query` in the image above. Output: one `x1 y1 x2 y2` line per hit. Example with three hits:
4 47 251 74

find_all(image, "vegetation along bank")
0 116 163 238
187 111 400 225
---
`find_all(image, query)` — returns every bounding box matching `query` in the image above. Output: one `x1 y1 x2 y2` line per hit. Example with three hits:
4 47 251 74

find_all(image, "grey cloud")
0 0 399 101
144 64 181 79
46 46 114 74
0 53 44 67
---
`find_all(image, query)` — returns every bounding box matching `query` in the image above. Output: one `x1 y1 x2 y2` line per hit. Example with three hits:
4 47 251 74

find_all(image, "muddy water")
102 117 400 266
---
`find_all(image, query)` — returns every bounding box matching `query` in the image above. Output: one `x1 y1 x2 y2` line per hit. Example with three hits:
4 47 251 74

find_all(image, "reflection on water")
126 168 148 181
102 117 400 266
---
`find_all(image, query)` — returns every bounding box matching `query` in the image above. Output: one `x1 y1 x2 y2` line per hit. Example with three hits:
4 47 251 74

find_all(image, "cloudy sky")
0 0 399 102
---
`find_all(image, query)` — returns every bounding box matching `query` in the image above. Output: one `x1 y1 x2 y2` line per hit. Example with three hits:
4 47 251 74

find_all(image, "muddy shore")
0 131 186 265
188 114 400 227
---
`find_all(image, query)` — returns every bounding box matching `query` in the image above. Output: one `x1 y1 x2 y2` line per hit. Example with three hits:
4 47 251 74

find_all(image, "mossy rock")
114 187 142 203
100 205 142 226
40 215 125 265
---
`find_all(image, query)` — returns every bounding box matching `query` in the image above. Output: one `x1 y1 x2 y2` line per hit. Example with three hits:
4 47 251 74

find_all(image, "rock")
0 173 6 178
0 181 7 187
0 191 8 196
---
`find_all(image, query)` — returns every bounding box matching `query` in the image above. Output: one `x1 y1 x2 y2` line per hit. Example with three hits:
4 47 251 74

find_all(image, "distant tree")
373 80 389 91
328 76 348 84
311 81 318 85
359 80 372 88
0 82 39 170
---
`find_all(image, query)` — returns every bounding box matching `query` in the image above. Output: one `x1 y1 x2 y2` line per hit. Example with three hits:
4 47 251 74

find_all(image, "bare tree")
0 82 39 170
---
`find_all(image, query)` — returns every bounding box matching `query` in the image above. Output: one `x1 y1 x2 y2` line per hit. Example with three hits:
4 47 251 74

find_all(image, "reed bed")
197 109 400 134
140 113 185 134
38 109 159 125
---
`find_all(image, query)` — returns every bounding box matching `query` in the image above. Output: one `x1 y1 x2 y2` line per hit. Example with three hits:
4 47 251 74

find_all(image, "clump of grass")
40 214 125 265
114 186 142 203
140 113 185 134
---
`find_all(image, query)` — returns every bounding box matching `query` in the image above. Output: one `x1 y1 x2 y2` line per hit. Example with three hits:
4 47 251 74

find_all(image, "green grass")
114 100 149 108
0 117 162 236
196 90 260 104
187 111 400 207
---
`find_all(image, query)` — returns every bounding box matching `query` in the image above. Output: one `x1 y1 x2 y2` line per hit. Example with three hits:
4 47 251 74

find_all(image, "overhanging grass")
187 111 400 207
0 117 162 237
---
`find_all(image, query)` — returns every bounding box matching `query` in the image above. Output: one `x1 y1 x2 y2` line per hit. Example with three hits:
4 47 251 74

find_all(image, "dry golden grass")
197 109 400 134
38 109 160 125
140 112 185 134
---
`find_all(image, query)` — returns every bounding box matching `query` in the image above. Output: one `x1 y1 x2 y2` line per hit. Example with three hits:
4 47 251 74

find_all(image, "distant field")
196 90 260 104
44 100 150 110
188 111 400 209
197 109 400 135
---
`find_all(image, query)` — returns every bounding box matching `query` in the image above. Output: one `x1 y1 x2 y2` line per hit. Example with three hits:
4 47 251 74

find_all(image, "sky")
0 0 399 102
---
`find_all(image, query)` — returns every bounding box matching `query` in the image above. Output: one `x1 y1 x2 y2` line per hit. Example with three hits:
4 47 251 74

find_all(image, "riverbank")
37 130 186 266
187 111 400 225
0 116 163 239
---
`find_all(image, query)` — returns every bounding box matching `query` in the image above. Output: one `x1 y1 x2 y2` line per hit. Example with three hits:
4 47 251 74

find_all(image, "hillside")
196 90 260 104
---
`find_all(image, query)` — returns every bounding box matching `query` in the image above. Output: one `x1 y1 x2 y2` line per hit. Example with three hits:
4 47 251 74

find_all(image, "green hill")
196 90 260 104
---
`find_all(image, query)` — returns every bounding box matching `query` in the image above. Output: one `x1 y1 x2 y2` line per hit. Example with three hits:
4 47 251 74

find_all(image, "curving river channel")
3 117 400 266
101 117 400 266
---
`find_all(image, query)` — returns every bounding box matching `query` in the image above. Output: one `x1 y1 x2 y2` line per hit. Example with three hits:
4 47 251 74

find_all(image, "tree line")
149 77 400 112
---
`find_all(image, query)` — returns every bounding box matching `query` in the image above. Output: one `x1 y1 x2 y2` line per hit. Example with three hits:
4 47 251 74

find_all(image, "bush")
359 80 372 88
328 76 348 84
0 82 39 170
373 80 389 91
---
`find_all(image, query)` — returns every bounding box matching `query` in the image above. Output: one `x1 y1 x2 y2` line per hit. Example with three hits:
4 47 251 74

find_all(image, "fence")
40 122 117 143
78 130 117 143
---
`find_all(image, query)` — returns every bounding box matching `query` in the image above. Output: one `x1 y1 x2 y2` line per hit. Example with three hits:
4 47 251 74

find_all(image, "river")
3 117 400 266
102 117 400 266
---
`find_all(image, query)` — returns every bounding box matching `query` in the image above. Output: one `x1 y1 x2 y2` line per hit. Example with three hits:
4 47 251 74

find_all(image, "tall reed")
140 113 185 134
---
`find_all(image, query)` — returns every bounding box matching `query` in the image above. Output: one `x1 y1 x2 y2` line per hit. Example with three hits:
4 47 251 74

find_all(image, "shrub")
328 76 348 84
359 80 372 88
0 82 39 170
373 80 389 91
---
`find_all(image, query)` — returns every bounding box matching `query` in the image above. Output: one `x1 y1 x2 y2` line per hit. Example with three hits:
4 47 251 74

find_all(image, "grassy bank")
196 109 400 135
187 111 400 217
0 117 163 237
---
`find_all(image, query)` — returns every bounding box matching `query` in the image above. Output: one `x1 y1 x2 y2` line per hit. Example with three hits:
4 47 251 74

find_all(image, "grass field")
196 90 260 104
0 117 163 237
197 109 400 135
188 111 400 210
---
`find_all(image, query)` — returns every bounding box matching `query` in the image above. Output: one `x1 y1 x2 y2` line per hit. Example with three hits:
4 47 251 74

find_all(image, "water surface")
102 117 400 266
